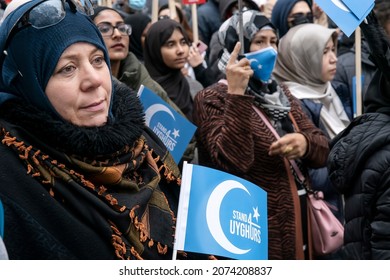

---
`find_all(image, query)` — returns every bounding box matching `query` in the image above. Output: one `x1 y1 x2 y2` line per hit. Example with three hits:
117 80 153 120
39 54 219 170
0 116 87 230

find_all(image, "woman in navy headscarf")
0 0 181 260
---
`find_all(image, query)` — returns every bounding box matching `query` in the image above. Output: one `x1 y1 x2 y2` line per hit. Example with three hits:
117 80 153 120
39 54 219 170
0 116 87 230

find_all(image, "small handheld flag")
138 85 197 164
173 162 268 260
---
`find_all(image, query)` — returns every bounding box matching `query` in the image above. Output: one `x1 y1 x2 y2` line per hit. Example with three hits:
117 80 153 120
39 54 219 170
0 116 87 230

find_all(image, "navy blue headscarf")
271 0 312 38
0 0 113 120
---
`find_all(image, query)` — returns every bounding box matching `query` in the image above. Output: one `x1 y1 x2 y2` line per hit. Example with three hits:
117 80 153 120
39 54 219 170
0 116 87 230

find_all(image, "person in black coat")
328 10 390 260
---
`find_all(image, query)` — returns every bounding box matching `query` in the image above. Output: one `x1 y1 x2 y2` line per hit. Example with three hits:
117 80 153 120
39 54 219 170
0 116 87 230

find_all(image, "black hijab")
124 13 151 62
143 18 193 122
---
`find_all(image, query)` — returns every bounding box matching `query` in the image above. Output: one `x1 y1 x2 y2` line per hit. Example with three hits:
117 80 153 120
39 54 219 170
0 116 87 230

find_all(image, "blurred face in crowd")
46 43 112 127
321 37 337 82
141 22 152 49
93 9 129 63
287 1 312 28
161 28 189 69
158 7 180 22
249 29 278 52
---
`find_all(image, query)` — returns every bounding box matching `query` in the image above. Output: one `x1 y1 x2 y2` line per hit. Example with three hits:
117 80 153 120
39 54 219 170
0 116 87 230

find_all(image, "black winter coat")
328 113 390 259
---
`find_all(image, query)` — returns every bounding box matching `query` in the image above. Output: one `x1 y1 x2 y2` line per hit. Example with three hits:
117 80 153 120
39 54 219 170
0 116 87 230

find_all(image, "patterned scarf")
0 82 181 259
248 78 291 121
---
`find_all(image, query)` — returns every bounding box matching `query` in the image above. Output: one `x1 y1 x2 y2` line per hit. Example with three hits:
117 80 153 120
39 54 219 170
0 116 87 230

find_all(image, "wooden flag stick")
98 0 112 7
168 0 177 20
191 4 199 43
151 0 159 23
355 27 362 117
238 0 244 55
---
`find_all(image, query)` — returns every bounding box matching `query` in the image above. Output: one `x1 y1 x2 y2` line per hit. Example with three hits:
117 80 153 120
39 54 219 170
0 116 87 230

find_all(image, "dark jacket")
196 0 221 47
118 52 183 114
328 113 390 259
332 40 377 119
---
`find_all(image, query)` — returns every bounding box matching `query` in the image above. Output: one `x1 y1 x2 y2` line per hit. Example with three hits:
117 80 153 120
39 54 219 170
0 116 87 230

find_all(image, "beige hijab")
274 23 339 94
274 23 350 138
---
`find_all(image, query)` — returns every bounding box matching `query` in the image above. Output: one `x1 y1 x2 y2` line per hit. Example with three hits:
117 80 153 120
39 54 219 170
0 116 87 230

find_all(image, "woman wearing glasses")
0 0 182 259
92 7 198 167
271 0 313 38
90 6 183 113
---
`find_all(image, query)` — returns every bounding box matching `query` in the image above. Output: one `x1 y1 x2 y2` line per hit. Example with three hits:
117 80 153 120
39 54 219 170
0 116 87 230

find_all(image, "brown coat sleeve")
193 83 257 174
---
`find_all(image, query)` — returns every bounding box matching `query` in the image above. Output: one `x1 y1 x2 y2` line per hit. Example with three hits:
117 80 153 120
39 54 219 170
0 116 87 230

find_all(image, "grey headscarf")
274 23 338 94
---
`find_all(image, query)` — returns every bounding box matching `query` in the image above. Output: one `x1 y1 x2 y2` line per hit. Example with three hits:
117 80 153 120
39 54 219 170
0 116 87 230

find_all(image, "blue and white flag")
316 0 374 37
174 162 268 260
138 85 197 164
341 0 374 19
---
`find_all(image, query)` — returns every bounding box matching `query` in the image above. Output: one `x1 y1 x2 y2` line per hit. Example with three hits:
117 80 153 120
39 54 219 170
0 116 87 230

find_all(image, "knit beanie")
0 0 112 119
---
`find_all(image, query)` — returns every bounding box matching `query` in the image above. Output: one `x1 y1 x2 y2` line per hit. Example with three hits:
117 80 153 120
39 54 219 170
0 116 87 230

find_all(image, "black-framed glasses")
96 22 132 37
1 0 94 62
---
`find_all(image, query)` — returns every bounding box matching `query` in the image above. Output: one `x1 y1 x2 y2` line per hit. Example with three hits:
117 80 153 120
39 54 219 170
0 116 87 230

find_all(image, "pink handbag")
253 105 344 256
307 191 344 255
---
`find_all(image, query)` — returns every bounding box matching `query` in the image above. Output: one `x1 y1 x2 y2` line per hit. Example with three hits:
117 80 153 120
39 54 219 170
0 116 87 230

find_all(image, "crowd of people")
0 0 390 260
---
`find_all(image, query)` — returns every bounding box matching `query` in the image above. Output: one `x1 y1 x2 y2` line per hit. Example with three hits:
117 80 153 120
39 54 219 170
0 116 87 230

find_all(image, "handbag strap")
252 105 306 183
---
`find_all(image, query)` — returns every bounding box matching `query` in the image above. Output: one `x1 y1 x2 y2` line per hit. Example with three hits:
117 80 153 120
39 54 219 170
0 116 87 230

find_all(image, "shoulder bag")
253 105 344 256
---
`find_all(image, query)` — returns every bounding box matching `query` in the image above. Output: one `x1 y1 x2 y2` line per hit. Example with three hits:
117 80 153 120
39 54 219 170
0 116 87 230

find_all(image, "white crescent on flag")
144 104 176 126
331 0 350 12
206 180 251 255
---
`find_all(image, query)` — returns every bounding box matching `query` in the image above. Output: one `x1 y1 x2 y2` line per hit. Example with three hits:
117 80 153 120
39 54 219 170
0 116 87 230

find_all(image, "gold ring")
284 146 293 154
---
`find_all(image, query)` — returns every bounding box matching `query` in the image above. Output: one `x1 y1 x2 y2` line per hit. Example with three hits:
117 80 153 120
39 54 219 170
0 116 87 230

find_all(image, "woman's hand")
187 43 204 68
226 42 253 95
268 133 308 160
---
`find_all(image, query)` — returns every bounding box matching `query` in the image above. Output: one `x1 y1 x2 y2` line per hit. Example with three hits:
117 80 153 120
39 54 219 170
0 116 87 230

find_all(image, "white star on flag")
253 207 260 222
172 129 180 138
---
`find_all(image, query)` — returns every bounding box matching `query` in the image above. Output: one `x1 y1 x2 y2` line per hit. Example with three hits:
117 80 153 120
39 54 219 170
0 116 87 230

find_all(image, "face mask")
128 0 146 11
288 12 314 27
244 46 277 83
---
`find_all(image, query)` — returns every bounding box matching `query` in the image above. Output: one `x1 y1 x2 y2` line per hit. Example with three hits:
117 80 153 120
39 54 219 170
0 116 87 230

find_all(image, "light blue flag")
341 0 375 19
174 162 268 260
137 85 197 164
316 0 374 37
